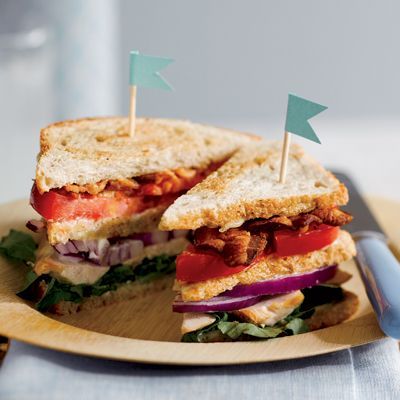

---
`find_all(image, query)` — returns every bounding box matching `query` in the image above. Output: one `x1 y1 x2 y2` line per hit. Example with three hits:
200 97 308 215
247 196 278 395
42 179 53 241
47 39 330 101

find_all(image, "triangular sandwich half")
23 117 255 314
160 141 358 342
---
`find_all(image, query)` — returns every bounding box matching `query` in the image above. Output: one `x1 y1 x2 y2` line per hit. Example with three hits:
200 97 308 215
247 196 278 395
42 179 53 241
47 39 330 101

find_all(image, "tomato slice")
30 184 176 222
273 224 339 257
176 245 249 283
177 225 340 283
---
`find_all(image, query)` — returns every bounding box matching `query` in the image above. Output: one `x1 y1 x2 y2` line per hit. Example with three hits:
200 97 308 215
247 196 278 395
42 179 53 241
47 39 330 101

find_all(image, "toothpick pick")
129 85 137 137
279 131 291 183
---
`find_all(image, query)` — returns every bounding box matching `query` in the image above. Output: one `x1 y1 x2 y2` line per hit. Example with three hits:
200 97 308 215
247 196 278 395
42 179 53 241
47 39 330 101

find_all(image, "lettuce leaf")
284 317 309 335
182 313 229 343
19 255 176 312
182 285 344 342
0 230 36 263
218 321 282 339
36 279 84 312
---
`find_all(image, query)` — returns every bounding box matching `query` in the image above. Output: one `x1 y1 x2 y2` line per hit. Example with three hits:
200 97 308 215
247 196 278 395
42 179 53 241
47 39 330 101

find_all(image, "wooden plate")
0 197 397 366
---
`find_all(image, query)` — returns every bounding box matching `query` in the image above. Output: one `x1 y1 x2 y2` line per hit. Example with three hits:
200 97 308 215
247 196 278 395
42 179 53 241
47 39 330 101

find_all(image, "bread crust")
177 230 356 301
160 141 349 231
51 275 174 315
36 117 256 193
306 289 359 330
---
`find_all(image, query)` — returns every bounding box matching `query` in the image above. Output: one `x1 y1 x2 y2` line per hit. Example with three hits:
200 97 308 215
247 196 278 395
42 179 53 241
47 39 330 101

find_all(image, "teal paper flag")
129 51 173 90
285 94 327 144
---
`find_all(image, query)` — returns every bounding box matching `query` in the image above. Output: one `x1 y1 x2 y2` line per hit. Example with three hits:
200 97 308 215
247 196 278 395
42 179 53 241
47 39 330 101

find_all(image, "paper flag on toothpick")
129 51 174 90
279 94 327 184
128 51 174 138
284 93 327 144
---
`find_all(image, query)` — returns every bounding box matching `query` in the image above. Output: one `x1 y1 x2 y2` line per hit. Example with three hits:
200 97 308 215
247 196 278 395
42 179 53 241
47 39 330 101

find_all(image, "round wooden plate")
0 197 397 366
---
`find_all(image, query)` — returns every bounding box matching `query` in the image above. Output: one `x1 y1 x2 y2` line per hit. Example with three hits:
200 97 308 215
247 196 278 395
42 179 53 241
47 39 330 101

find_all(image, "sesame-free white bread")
46 205 167 245
160 141 348 231
52 275 174 315
36 117 255 193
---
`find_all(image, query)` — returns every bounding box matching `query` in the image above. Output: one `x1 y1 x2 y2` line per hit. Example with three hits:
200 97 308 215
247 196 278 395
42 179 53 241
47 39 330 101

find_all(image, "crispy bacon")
192 206 352 267
222 229 252 265
246 232 268 264
290 214 322 233
64 180 108 195
194 227 226 252
311 207 353 226
108 178 140 191
62 163 223 197
244 216 293 231
194 228 268 266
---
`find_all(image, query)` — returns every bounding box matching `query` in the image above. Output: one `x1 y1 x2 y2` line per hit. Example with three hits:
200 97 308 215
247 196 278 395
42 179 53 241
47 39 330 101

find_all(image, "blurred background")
0 0 399 202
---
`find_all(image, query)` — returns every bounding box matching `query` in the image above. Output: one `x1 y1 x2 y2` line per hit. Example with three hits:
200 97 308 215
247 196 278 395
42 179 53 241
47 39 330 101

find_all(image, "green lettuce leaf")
20 255 176 312
182 313 228 343
218 321 282 339
181 285 344 342
134 255 176 283
284 317 309 335
0 230 36 263
17 270 41 299
36 278 84 312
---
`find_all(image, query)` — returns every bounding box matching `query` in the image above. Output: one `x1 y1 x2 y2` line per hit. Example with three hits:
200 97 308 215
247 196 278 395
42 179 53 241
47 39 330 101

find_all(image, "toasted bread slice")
305 289 359 330
160 141 348 231
177 230 356 302
50 275 174 315
46 205 167 245
36 117 256 193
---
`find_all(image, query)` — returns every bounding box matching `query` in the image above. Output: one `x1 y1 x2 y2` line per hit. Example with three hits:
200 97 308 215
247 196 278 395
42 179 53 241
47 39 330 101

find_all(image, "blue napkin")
0 339 399 400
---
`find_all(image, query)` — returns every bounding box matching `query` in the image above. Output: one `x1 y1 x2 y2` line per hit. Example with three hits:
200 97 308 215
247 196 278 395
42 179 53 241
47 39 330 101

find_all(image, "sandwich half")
160 141 358 342
22 117 254 314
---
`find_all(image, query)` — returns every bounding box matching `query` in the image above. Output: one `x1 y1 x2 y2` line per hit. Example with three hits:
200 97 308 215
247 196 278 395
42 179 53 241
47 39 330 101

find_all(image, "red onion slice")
224 264 338 297
130 232 153 246
54 241 81 255
173 294 264 313
88 239 110 264
72 240 90 253
151 231 169 244
173 265 338 313
52 229 179 267
26 219 45 233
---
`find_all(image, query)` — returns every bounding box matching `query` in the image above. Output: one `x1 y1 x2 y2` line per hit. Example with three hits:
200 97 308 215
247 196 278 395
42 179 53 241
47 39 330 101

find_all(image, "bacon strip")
193 207 352 267
311 207 353 226
194 228 268 266
62 163 223 197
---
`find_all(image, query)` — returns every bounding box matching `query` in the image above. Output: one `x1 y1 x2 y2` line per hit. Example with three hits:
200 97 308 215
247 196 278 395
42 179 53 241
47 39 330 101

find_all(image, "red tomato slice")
273 224 339 257
176 245 249 283
30 184 176 222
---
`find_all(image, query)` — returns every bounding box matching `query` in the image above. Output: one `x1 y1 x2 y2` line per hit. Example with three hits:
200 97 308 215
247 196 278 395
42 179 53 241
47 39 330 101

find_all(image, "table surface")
0 118 399 203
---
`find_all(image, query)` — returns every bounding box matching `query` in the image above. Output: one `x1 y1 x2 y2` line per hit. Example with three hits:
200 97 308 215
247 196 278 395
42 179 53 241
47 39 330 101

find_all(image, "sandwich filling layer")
31 163 222 224
18 232 188 313
171 206 356 342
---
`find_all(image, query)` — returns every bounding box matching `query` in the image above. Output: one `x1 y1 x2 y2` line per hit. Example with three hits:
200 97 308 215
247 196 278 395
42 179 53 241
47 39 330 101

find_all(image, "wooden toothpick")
129 85 137 137
279 131 291 184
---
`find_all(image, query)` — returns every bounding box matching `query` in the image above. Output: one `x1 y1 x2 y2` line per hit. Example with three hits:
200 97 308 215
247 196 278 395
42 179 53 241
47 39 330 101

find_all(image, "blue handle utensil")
334 173 400 339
